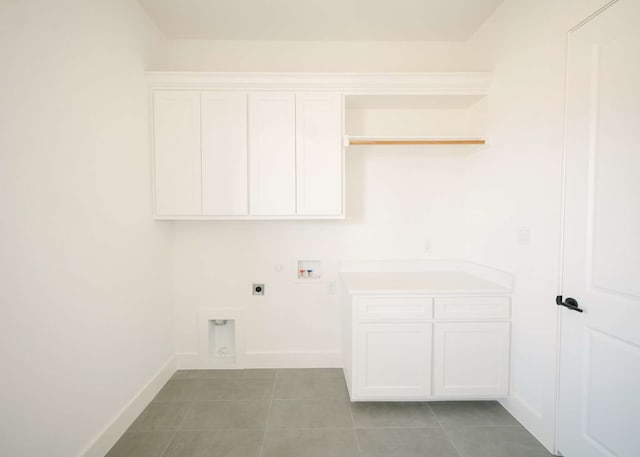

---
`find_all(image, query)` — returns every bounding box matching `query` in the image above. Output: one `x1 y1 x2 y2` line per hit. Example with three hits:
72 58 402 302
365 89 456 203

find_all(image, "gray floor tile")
194 378 274 401
116 373 542 457
430 401 519 428
274 375 349 400
105 431 173 457
155 378 273 401
163 430 263 457
171 369 244 380
351 402 439 428
172 369 276 380
262 428 359 457
446 426 553 457
153 379 202 402
276 368 343 378
268 399 353 429
357 428 461 457
241 368 277 379
128 402 191 431
179 400 270 430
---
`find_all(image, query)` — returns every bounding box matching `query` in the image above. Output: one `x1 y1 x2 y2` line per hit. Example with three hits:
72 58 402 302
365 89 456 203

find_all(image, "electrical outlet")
252 283 265 295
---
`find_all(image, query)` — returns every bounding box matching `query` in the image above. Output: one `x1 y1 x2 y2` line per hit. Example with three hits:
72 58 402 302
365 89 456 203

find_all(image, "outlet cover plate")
252 283 265 295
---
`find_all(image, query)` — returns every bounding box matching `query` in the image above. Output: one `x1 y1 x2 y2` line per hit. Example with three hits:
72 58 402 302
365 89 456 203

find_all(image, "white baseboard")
500 393 557 455
78 356 176 457
175 351 342 369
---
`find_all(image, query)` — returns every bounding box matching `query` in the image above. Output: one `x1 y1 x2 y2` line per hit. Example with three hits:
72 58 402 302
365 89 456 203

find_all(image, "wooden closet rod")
349 139 486 146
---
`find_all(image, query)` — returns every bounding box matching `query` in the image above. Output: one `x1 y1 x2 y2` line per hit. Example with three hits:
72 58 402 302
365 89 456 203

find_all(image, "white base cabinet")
344 293 511 401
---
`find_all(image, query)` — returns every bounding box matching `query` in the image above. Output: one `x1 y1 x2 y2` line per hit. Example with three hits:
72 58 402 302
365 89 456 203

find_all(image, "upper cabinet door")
201 92 248 216
153 91 201 216
296 93 343 216
248 92 296 216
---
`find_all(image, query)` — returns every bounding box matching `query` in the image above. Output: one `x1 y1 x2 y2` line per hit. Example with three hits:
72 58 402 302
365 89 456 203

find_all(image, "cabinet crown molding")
145 72 492 94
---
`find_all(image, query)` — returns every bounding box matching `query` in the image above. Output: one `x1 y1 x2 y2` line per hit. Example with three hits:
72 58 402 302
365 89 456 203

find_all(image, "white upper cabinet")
151 88 344 219
296 92 343 216
148 72 492 219
248 92 297 216
153 91 201 216
201 92 248 216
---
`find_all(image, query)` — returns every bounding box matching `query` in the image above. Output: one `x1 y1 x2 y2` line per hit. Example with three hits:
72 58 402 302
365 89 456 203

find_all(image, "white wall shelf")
146 72 492 94
344 90 488 145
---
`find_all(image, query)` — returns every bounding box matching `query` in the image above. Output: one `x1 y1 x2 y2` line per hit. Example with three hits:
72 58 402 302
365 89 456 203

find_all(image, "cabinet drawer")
434 296 510 320
357 296 433 321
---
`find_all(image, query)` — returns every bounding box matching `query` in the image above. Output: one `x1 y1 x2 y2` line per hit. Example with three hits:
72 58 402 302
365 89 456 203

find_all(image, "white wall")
172 148 470 367
0 1 613 454
166 2 614 453
166 39 480 368
0 2 172 457
464 0 612 451
168 39 490 72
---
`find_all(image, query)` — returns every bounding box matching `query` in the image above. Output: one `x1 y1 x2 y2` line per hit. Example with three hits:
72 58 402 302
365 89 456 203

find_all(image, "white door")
153 91 201 216
201 92 248 216
356 323 431 399
559 1 640 456
295 93 343 216
248 92 296 215
433 322 509 398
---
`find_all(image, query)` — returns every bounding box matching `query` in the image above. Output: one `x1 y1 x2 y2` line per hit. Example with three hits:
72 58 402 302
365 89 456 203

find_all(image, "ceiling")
139 0 503 41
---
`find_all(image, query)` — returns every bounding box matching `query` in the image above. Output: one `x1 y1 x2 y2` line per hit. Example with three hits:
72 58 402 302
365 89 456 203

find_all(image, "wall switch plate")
252 283 265 295
518 227 532 245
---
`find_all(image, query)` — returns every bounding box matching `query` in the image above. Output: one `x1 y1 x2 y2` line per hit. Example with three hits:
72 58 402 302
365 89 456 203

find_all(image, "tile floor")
106 368 552 457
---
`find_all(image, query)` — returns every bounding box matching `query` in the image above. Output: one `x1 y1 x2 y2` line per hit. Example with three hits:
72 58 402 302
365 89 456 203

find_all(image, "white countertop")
340 271 510 295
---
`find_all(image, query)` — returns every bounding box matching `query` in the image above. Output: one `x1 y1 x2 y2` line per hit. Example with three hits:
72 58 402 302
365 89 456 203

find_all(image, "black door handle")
556 295 584 313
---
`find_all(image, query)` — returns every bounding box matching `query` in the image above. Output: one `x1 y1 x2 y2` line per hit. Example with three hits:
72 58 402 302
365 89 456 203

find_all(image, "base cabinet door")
356 323 431 399
433 322 510 398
